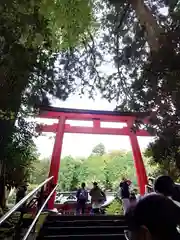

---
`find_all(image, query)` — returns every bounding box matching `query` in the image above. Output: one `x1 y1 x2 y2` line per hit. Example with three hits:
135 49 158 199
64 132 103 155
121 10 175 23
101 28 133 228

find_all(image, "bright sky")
34 94 154 159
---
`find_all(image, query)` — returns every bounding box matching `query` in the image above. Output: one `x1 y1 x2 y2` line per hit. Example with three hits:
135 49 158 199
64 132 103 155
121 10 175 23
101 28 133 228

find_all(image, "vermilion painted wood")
39 124 151 136
47 117 65 209
38 106 149 117
37 106 151 209
38 106 150 123
129 132 148 194
39 111 136 122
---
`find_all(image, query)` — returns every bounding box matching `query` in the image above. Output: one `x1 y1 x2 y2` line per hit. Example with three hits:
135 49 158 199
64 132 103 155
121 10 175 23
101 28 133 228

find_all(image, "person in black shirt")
125 194 180 240
16 184 27 211
120 177 131 214
154 175 180 207
16 185 27 204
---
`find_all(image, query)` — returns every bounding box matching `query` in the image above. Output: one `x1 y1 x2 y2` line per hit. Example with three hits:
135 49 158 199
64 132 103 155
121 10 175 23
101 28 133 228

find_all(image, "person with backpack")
89 182 106 214
76 182 88 215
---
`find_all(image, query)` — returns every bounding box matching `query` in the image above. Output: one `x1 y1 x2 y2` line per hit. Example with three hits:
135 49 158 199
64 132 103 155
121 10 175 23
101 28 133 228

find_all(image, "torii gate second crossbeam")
37 106 152 209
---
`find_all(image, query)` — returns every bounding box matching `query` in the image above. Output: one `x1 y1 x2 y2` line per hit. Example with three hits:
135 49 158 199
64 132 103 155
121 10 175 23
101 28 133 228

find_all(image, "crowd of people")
119 175 180 214
76 175 180 216
15 174 180 240
123 175 180 240
76 176 180 239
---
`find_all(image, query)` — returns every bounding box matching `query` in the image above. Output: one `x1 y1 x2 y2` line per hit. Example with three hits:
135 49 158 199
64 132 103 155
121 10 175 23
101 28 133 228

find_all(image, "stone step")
42 225 127 235
47 214 125 221
37 215 127 239
40 233 126 240
44 219 126 227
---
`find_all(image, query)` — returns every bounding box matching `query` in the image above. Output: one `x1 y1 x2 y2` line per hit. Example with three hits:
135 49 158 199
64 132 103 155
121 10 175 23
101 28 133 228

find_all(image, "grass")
105 199 123 215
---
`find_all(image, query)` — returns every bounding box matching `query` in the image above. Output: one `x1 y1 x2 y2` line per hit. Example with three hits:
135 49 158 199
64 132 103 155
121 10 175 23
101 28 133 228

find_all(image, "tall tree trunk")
0 163 6 209
0 44 35 208
129 0 163 52
0 73 28 159
0 44 36 158
0 75 29 207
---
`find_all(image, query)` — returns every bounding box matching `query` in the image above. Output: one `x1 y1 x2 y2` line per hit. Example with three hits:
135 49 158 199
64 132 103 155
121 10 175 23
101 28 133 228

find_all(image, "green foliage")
0 0 95 160
106 151 137 189
46 0 180 176
40 0 95 49
30 144 141 192
5 118 39 188
145 148 180 181
29 159 50 185
0 0 95 207
107 1 180 172
103 160 113 190
58 156 79 191
0 0 51 160
3 0 180 203
64 0 180 174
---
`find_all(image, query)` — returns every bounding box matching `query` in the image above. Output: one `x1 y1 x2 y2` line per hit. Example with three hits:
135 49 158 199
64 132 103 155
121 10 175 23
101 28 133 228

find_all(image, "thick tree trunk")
129 0 163 52
0 44 33 207
0 44 35 160
0 76 27 158
0 76 28 208
0 163 6 209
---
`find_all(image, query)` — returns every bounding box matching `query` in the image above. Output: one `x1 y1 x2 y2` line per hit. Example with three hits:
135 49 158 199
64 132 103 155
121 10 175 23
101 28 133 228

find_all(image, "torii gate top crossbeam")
38 106 150 123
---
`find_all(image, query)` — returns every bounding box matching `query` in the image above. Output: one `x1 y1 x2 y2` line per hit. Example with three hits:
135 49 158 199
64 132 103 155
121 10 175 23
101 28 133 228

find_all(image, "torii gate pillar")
47 117 65 209
129 133 147 195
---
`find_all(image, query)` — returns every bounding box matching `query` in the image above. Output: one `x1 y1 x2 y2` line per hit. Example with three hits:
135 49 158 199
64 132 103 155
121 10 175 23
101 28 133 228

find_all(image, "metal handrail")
0 176 54 226
22 185 57 240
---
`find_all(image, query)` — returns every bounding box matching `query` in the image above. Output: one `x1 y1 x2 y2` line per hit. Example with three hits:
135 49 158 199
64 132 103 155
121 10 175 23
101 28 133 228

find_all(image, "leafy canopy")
40 0 95 49
53 0 180 171
0 0 95 158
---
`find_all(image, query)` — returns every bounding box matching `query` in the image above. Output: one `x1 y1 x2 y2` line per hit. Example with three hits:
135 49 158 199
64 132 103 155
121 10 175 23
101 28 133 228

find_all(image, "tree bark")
0 44 35 160
129 0 163 52
0 74 28 158
0 72 29 207
0 44 35 208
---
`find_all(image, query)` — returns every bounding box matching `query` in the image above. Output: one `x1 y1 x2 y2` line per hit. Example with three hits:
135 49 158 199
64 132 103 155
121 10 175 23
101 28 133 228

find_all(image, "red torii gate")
37 106 152 209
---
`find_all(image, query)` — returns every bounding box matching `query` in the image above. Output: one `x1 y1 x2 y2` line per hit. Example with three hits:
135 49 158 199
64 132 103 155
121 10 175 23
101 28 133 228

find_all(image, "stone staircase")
37 215 127 239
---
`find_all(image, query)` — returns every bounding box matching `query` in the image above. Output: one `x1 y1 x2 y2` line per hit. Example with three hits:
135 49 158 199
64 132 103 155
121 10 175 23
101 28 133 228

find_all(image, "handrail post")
48 117 65 209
